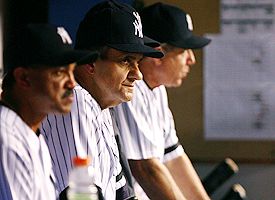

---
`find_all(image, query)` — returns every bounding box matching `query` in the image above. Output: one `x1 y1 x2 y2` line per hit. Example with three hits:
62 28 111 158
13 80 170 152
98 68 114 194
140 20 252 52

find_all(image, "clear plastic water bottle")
67 157 98 200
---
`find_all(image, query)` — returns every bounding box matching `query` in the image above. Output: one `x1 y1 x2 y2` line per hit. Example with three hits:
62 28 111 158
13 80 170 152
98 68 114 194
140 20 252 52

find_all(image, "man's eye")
53 70 65 76
120 59 130 66
54 71 62 76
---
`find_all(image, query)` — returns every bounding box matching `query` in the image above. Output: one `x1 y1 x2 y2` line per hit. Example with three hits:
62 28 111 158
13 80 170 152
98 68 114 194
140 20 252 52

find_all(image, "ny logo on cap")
57 27 72 44
186 14 193 31
133 12 143 38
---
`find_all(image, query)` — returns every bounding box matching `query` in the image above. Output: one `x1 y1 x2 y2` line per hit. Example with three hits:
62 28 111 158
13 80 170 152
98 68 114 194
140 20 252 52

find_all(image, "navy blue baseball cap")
4 23 98 73
140 2 211 49
143 36 160 48
75 0 164 58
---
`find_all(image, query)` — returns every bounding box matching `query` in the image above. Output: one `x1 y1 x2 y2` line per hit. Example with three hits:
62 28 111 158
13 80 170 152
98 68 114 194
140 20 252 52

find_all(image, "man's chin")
60 107 72 114
166 80 183 88
122 92 133 102
175 81 183 87
52 104 72 114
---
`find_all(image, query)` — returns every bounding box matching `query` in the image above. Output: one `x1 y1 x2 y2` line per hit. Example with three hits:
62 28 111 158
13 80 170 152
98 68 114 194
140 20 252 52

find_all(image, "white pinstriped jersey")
0 105 57 200
40 85 125 200
112 80 184 199
113 80 184 162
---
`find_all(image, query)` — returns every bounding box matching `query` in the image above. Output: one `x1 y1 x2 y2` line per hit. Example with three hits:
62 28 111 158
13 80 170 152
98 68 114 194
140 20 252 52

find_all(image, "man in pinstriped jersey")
0 24 97 200
112 2 211 200
40 1 163 200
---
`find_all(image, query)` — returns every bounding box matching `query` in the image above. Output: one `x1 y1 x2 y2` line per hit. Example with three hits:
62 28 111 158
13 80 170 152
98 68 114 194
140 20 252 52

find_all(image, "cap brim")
107 43 164 58
169 35 211 49
76 50 99 65
144 36 161 48
44 49 99 66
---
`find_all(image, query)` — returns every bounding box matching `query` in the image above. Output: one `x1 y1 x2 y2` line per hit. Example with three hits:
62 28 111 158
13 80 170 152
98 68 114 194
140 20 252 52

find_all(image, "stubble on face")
94 48 142 108
29 64 76 114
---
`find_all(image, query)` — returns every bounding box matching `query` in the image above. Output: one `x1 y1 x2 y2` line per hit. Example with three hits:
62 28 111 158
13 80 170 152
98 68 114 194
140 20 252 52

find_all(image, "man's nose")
187 49 196 66
66 68 76 89
129 62 143 81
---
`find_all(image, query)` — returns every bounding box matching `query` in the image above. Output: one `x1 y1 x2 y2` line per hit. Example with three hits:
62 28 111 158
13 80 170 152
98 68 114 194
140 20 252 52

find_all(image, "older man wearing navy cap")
112 2 211 200
40 1 163 200
0 23 97 200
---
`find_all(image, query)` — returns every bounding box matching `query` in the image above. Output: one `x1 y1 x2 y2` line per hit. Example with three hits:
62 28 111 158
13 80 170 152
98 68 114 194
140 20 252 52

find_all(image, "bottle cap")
73 157 90 166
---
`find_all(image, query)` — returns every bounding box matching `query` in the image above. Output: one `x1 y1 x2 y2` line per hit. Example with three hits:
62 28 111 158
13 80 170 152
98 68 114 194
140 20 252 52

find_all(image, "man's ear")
141 55 162 67
153 57 162 66
155 46 163 52
84 63 95 74
13 67 31 88
154 46 164 66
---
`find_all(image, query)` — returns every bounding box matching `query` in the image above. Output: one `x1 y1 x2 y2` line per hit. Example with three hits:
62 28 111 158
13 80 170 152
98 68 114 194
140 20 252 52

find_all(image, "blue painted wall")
48 0 134 44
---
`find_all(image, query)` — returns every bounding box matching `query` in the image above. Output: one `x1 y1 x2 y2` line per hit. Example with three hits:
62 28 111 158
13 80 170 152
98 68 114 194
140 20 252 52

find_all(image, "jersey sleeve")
163 108 184 162
158 87 184 163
